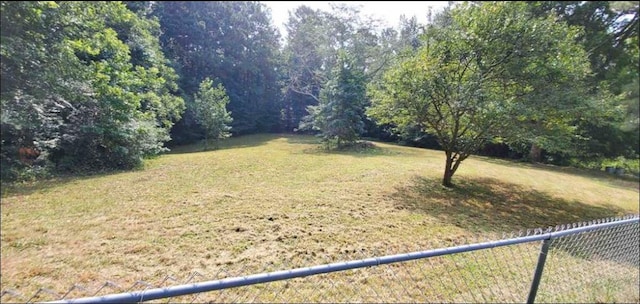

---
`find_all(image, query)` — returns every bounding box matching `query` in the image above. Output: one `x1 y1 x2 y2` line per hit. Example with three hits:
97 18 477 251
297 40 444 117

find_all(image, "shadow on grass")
477 157 640 192
167 133 281 154
292 140 401 158
1 134 281 198
0 134 353 198
393 176 630 234
285 135 321 145
1 171 118 199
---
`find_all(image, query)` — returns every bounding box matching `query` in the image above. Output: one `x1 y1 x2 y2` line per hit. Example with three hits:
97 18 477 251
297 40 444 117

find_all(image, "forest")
1 1 638 185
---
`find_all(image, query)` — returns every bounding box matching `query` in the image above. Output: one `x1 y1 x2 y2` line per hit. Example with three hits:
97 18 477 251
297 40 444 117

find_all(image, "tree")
193 78 232 150
282 4 393 133
281 5 332 131
525 1 637 88
1 1 184 179
522 1 639 162
298 52 366 148
152 1 282 141
368 2 590 187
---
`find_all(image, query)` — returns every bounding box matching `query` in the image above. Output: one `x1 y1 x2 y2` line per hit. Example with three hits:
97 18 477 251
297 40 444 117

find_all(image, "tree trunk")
529 143 541 163
203 134 210 151
443 151 454 188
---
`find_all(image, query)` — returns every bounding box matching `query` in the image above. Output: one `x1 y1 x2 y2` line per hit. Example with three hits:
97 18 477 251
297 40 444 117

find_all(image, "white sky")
261 1 451 37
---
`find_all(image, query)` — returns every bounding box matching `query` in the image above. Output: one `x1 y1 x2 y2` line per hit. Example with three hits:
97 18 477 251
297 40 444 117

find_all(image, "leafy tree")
299 52 366 148
152 1 282 141
525 1 637 88
193 78 232 150
282 4 393 134
1 1 184 179
522 1 639 162
368 2 590 187
281 5 331 131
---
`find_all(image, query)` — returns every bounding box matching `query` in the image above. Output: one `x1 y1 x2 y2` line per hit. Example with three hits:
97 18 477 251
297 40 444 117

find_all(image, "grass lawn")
1 134 638 302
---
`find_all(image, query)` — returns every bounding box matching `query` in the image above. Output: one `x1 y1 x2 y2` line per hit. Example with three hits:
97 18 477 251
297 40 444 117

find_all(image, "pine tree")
299 52 366 148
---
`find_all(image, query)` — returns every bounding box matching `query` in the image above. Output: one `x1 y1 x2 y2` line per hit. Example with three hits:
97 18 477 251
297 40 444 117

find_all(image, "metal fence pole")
527 238 552 304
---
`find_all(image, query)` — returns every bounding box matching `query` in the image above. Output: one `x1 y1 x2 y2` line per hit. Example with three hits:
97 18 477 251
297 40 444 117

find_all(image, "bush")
570 156 640 177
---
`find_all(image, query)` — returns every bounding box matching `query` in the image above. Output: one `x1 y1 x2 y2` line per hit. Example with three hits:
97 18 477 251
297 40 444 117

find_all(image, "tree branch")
287 84 321 103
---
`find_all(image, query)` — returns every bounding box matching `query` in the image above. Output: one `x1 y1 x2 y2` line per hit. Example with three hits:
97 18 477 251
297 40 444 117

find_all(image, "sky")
261 1 451 37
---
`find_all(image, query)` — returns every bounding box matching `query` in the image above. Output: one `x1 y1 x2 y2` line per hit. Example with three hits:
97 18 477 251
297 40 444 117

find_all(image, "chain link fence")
1 215 638 303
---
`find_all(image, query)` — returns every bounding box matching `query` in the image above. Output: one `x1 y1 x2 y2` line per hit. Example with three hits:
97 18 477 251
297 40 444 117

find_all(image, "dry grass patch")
1 134 638 302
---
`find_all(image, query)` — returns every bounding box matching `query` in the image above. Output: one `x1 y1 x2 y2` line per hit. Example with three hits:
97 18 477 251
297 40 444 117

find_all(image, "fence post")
527 238 552 304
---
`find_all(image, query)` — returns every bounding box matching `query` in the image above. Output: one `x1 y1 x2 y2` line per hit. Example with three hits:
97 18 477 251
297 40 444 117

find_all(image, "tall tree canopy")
282 4 396 137
522 1 640 162
281 5 331 132
1 1 183 179
152 1 282 143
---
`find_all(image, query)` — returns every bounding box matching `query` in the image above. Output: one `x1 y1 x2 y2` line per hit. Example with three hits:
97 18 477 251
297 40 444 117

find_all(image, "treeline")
1 1 638 181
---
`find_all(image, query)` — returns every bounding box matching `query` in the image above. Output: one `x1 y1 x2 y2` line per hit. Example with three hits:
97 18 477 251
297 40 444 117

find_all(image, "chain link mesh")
1 216 637 303
536 219 640 303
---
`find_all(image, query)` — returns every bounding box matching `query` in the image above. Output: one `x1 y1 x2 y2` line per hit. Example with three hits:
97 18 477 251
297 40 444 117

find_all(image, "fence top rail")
47 215 639 304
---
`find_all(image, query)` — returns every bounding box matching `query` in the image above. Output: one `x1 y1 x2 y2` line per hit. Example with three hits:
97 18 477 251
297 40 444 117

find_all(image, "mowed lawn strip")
1 134 638 299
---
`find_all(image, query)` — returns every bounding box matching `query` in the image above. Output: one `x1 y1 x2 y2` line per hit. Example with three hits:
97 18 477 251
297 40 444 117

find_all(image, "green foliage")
281 5 331 131
603 156 640 173
524 1 639 162
298 52 366 149
193 78 232 149
1 1 184 180
570 156 640 178
282 4 396 134
368 1 591 186
153 2 282 139
4 0 634 183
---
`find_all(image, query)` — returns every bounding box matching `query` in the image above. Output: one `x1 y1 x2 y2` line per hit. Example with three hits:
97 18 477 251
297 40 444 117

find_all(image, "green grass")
1 134 638 302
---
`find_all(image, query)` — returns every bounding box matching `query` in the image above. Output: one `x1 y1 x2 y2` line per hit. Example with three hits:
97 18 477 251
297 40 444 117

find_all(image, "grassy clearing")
1 134 638 302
